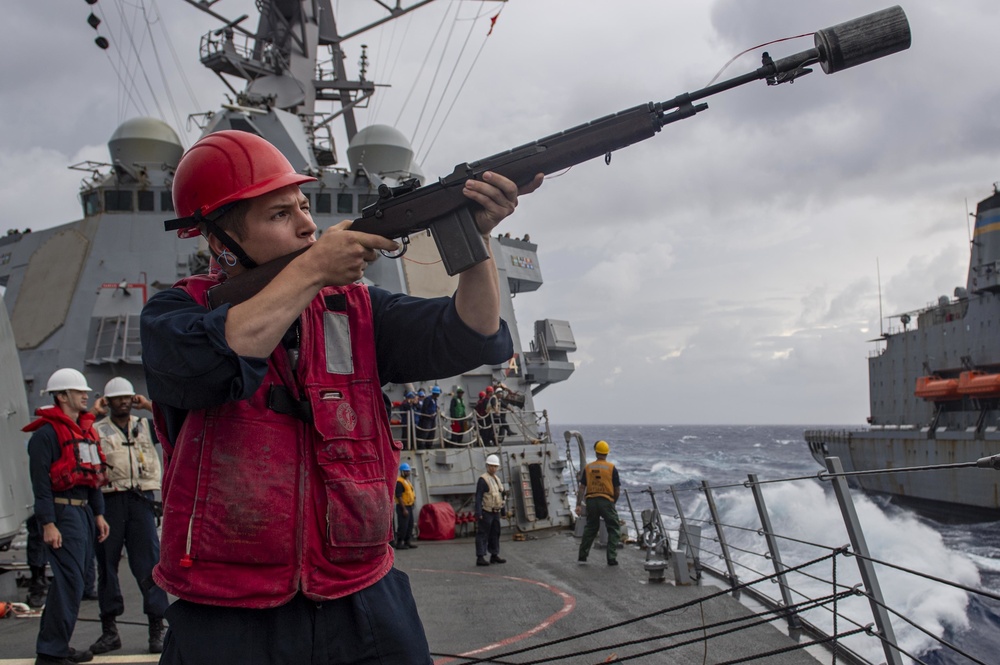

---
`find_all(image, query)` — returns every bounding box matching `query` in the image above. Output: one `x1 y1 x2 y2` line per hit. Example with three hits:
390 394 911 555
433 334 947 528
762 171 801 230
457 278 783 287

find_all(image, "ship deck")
1 528 821 664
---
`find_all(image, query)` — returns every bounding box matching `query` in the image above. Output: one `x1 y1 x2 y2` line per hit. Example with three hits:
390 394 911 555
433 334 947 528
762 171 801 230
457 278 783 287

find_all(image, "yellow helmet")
594 440 610 455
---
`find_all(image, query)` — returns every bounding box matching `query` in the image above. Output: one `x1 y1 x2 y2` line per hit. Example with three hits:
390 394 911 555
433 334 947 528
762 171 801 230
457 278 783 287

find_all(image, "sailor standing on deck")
576 440 621 566
140 130 542 664
474 454 507 566
24 368 111 665
394 463 418 550
88 377 169 655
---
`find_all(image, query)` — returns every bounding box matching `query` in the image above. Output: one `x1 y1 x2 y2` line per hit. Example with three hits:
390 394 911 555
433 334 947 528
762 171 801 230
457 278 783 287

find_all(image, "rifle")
206 6 910 309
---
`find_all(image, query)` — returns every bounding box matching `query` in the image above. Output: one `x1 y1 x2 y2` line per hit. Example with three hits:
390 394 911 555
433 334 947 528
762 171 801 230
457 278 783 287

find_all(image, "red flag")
487 12 500 36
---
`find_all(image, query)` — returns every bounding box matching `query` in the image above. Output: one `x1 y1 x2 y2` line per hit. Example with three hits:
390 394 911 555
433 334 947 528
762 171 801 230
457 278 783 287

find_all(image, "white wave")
966 552 1000 574
647 460 702 481
679 480 979 664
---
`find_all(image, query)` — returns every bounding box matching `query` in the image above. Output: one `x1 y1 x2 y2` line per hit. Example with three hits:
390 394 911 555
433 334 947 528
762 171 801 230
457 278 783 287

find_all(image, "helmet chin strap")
198 206 258 270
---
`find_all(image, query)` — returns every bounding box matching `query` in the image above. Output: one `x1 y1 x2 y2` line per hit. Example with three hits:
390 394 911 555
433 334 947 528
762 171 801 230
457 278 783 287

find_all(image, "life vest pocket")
172 415 298 566
309 380 379 460
323 476 392 562
104 448 132 484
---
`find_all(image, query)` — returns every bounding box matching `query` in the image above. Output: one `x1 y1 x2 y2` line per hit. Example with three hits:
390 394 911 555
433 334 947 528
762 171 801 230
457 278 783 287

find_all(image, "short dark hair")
201 198 254 242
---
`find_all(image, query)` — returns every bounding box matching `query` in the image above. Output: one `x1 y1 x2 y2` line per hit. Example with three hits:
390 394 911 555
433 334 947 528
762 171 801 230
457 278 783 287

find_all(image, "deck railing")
613 456 997 665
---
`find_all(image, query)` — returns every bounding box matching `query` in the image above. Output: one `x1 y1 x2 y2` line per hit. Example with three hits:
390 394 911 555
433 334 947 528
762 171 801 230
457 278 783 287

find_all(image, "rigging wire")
408 0 462 149
370 8 413 124
92 1 147 119
138 0 186 143
109 0 167 123
150 0 202 127
455 551 839 664
851 549 1000 604
419 2 503 163
658 482 993 664
394 1 454 130
857 589 987 665
413 1 492 160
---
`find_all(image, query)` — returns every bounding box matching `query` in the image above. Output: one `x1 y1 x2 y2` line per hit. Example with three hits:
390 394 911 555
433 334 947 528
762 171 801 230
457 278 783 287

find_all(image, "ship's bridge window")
161 191 174 212
316 193 332 214
337 193 353 214
138 190 154 212
82 191 101 217
104 190 133 212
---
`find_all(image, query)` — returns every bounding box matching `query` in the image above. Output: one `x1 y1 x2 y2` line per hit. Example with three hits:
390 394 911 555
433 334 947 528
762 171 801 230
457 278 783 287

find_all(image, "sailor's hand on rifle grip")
309 220 399 285
464 171 544 236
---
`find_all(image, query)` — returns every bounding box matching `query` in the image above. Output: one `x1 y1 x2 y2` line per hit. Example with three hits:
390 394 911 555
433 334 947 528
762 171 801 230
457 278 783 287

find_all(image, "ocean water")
554 424 1000 665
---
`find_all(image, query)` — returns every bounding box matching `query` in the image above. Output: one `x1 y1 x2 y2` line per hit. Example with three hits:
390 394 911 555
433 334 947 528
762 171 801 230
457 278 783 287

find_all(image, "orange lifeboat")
957 371 1000 397
914 376 961 400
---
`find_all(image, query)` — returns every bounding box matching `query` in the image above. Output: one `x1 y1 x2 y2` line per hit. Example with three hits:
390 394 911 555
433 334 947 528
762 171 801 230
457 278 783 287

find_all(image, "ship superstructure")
0 0 576 533
807 186 1000 513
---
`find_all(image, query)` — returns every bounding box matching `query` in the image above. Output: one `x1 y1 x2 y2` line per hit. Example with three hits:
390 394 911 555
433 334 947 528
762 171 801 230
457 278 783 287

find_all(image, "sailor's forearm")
454 237 500 336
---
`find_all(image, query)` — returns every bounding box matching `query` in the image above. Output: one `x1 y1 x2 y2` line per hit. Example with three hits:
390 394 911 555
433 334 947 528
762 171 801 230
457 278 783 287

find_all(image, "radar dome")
347 125 415 177
108 117 184 168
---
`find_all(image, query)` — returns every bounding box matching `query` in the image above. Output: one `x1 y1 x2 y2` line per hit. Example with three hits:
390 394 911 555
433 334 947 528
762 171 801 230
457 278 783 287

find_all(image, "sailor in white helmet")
474 453 507 566
88 378 168 655
23 368 110 665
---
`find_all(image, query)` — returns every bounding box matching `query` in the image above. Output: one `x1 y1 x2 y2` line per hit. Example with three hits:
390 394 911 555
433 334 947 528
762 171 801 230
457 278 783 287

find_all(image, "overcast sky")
3 0 997 425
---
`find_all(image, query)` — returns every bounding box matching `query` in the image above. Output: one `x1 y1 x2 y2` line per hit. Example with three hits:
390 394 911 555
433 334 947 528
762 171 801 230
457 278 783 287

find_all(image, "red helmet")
166 130 316 238
486 386 494 394
478 391 486 398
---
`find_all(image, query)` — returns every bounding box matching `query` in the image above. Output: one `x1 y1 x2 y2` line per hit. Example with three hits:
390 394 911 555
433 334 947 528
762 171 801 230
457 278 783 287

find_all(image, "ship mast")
183 0 441 163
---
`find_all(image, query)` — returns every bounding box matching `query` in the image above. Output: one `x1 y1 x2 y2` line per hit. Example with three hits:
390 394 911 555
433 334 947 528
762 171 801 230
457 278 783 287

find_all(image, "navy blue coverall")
95 420 169 621
28 424 106 660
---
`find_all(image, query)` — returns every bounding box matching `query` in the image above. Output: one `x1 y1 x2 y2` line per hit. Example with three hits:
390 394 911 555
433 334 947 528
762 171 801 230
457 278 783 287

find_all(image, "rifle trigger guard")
604 151 612 165
381 235 409 260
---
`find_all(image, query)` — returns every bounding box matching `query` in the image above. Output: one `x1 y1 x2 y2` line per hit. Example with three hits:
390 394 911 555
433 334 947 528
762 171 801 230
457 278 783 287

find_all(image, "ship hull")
806 428 1000 514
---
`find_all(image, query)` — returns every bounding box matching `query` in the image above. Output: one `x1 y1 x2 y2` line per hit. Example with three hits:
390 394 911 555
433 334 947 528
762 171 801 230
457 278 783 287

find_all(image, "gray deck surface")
1 529 820 664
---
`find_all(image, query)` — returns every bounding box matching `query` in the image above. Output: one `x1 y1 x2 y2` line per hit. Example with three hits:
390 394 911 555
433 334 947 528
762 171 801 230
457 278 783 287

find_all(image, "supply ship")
806 186 1000 515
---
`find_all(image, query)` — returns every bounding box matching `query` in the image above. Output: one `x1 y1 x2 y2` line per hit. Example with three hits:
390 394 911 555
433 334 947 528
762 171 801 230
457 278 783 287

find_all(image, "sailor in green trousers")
576 440 621 566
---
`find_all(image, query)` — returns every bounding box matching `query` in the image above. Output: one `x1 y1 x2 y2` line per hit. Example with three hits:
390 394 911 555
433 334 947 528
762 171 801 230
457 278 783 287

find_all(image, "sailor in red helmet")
25 368 111 665
140 130 542 665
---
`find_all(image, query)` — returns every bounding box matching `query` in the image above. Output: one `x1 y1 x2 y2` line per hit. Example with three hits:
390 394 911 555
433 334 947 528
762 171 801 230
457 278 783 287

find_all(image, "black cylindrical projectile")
814 5 911 74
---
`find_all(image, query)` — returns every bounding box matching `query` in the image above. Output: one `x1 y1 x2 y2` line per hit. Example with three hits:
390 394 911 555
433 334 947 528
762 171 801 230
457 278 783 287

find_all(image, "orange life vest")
23 406 107 491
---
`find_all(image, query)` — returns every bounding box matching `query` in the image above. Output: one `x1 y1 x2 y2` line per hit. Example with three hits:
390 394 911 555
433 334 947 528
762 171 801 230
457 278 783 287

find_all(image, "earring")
218 248 238 267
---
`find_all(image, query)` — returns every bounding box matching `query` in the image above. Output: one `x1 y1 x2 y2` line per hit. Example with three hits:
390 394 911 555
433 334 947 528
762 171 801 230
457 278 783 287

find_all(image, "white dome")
108 117 184 168
347 124 415 177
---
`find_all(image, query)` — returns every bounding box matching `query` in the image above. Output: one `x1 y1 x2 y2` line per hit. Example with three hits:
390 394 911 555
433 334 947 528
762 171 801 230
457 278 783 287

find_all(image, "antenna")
966 197 973 247
877 258 884 337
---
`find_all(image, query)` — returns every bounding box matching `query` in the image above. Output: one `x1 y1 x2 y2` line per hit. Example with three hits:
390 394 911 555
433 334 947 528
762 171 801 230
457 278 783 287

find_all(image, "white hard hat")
103 377 136 398
486 454 501 466
46 368 91 393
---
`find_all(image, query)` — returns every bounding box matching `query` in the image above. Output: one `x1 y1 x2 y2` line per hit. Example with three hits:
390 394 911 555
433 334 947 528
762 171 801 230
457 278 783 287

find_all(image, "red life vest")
23 406 107 491
153 274 399 608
